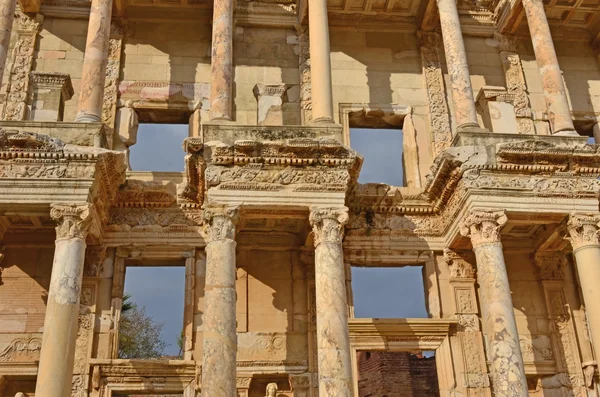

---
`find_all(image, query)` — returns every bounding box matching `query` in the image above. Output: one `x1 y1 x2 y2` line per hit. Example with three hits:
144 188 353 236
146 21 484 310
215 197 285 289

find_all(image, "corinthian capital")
459 209 507 247
567 213 600 251
50 203 93 240
309 206 349 247
202 205 240 243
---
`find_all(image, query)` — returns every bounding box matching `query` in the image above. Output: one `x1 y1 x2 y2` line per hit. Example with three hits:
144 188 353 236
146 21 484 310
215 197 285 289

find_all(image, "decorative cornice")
30 71 74 100
460 209 507 247
566 213 600 251
202 205 240 242
309 206 348 247
534 251 566 281
50 203 93 240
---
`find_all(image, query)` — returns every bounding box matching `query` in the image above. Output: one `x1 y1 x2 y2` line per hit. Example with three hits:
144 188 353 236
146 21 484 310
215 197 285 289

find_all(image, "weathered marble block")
476 86 518 133
253 83 288 126
30 72 74 122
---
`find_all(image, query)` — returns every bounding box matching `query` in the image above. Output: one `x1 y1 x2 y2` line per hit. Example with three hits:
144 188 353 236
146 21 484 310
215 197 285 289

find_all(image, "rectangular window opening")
119 265 185 359
352 266 428 318
357 350 439 397
350 127 405 186
128 123 189 172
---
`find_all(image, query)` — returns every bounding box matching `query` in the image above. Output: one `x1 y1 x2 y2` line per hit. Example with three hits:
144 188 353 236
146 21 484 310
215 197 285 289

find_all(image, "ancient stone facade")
0 0 599 395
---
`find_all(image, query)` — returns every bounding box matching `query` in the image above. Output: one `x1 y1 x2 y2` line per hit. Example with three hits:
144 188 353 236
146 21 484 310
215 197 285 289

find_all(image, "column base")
75 112 102 123
457 124 489 133
208 117 235 124
310 116 336 125
553 129 580 137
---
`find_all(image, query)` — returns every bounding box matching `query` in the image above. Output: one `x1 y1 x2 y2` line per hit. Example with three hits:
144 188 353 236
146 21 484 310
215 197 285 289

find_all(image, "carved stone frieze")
202 205 240 242
50 203 93 240
108 207 202 228
309 206 348 246
566 213 600 251
115 179 177 208
460 209 507 247
0 336 42 361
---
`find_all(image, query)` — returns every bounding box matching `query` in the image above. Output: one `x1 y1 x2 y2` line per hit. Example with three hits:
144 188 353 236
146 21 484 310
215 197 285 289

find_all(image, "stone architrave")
75 0 114 122
494 33 535 135
35 203 93 397
2 11 42 121
309 207 353 397
201 205 240 397
30 72 74 121
253 83 288 126
436 0 480 130
209 0 234 121
0 0 16 84
566 213 600 365
308 0 334 124
459 210 528 397
521 0 575 135
418 31 452 155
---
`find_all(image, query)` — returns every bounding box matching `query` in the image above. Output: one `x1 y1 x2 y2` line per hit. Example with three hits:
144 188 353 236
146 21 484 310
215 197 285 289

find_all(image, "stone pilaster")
494 33 535 135
459 210 528 397
209 0 234 121
309 207 353 397
253 83 288 126
566 213 600 365
201 205 240 397
0 0 16 84
522 0 575 135
35 203 93 397
308 0 334 124
297 27 312 125
436 0 479 130
75 0 114 122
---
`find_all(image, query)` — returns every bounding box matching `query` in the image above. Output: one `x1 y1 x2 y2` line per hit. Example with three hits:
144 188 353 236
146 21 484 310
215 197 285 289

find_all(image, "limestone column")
0 0 16 84
74 0 113 122
522 0 575 134
566 213 600 364
200 205 240 397
209 0 234 121
35 203 92 397
309 207 353 397
436 0 479 130
308 0 334 124
459 209 528 397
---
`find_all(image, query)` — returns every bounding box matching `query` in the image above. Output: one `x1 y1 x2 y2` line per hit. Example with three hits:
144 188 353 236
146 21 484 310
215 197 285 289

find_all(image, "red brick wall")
357 351 439 397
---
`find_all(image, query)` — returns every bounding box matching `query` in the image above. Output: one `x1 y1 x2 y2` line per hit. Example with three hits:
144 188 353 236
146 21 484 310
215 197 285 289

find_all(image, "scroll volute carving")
202 205 240 242
566 213 600 251
460 210 507 247
309 207 349 246
50 203 93 240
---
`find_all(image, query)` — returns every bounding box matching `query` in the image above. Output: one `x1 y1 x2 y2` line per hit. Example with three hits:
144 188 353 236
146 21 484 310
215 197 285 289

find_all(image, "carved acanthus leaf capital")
50 203 93 240
567 213 600 251
202 205 240 242
309 206 349 246
534 251 566 281
494 32 518 53
459 210 507 247
444 249 476 279
418 30 442 48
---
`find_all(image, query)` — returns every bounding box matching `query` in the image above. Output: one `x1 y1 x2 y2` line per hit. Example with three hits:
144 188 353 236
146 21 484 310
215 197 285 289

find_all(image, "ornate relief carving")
297 27 312 124
290 375 310 389
444 248 476 278
177 139 205 207
535 251 566 280
50 203 93 240
457 314 479 332
202 205 240 242
0 336 42 361
519 335 554 362
0 129 65 151
109 208 202 227
309 207 348 246
418 31 452 155
102 32 123 147
236 377 252 389
566 213 600 251
115 180 176 208
84 246 106 277
2 12 42 120
459 209 507 247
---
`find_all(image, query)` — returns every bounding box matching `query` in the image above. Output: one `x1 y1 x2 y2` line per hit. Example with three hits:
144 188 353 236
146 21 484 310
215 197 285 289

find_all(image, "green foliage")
118 295 167 359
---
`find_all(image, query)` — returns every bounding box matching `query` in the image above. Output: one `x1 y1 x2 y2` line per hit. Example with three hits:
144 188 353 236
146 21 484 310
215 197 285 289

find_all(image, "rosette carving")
202 205 240 242
309 206 348 246
459 209 507 247
50 203 93 240
566 213 600 251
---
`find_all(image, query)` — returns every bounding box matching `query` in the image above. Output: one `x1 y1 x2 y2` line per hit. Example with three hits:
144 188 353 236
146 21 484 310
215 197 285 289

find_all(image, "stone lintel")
197 123 343 145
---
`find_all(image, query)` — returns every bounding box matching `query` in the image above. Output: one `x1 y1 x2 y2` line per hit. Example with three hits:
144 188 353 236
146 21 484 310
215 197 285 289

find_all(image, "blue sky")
127 125 425 357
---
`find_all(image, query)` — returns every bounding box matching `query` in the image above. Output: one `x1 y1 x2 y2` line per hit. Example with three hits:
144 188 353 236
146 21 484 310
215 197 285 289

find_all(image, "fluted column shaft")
567 213 600 363
308 0 334 124
35 204 92 397
0 0 16 84
209 0 234 121
75 0 113 122
460 210 528 397
200 205 239 397
522 0 575 134
309 207 353 397
436 0 479 130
